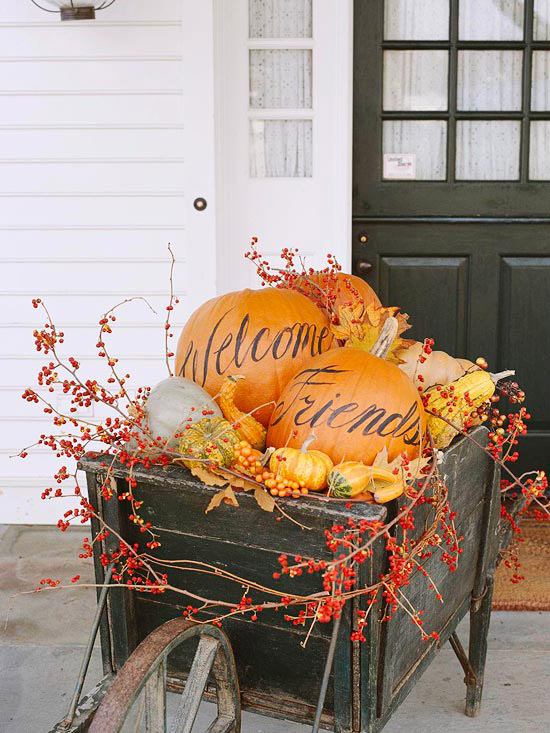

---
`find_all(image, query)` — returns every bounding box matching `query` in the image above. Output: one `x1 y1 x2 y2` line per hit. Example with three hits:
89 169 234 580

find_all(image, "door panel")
379 256 469 354
499 257 550 430
353 0 550 478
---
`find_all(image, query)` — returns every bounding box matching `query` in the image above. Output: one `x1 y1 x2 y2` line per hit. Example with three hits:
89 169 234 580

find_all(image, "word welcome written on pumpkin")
270 365 422 445
178 308 333 386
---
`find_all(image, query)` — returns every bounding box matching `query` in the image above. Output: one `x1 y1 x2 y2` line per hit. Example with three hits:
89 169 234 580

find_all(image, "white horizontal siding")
1 0 217 523
0 128 185 157
0 94 184 124
0 23 183 57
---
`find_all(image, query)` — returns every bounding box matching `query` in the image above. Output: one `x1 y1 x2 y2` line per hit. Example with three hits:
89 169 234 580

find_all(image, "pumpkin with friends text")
266 346 427 465
175 288 333 426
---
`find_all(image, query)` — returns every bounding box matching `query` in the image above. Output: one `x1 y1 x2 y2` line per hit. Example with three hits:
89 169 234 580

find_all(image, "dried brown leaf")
329 301 365 342
205 486 239 513
330 303 414 362
190 464 228 487
371 446 432 485
215 467 258 492
254 486 276 512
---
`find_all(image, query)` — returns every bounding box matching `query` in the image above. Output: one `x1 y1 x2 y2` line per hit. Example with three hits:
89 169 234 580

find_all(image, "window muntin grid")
381 0 550 182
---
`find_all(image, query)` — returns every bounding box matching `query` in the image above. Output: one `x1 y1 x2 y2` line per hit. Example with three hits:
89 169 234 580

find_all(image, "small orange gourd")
328 462 396 499
218 375 267 450
269 435 333 491
374 480 405 504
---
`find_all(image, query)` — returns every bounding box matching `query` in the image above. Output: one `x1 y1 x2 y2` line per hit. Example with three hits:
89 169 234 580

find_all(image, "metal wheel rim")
89 618 241 733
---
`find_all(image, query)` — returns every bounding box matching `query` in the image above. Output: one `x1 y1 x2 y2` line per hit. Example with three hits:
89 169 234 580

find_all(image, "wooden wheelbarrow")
50 426 515 732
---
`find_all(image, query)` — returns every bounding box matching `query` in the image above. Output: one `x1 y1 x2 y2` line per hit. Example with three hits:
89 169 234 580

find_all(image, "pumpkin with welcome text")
175 288 333 427
266 346 427 466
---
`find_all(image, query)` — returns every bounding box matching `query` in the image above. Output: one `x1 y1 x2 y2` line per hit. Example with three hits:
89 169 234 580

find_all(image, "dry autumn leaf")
214 467 258 492
330 299 365 343
254 486 275 512
371 446 432 485
190 464 229 487
331 303 414 363
206 486 239 513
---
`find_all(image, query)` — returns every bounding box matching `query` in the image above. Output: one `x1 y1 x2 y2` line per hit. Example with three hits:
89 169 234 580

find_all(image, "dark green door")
353 0 550 476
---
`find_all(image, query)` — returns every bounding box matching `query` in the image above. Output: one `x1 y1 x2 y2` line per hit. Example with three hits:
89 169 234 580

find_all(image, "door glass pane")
250 119 312 177
383 120 447 180
529 121 550 179
458 51 523 111
534 0 550 39
383 50 448 111
531 51 550 110
384 0 449 40
456 121 521 180
459 0 524 40
249 0 312 38
249 49 312 108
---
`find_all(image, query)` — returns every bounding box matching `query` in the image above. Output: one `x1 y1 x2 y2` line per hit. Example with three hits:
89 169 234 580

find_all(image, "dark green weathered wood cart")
58 426 504 732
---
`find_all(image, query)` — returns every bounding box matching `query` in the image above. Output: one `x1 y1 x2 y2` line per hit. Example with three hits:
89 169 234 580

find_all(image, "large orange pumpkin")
266 347 426 465
175 288 333 426
298 271 380 314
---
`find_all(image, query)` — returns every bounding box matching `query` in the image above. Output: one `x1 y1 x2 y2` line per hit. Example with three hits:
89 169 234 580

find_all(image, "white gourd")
145 376 221 448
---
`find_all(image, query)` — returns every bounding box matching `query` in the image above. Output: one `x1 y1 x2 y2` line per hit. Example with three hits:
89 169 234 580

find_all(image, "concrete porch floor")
0 525 548 732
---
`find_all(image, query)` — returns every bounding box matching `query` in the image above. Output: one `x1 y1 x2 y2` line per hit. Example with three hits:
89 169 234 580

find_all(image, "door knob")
356 260 373 276
193 197 207 211
358 232 369 244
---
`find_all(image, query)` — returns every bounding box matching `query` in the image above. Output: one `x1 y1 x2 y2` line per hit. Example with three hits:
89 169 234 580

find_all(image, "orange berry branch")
15 243 547 647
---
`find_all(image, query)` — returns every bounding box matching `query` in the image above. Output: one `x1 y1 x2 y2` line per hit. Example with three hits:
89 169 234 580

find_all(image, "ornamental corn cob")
424 369 515 449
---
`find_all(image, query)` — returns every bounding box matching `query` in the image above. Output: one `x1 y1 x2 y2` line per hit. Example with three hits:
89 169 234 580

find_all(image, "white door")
215 0 353 292
2 0 217 522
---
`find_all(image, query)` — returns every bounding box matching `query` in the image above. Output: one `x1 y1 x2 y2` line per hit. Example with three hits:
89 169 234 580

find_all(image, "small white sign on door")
383 153 416 180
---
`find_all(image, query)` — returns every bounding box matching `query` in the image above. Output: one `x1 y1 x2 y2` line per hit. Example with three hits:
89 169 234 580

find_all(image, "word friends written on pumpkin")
178 307 332 386
270 365 422 445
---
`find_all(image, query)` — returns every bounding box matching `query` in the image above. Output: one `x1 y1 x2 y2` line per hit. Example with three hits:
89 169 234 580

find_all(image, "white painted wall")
2 0 354 523
1 0 217 522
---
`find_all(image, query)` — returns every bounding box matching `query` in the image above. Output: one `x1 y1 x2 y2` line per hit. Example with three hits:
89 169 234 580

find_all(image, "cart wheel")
89 618 241 733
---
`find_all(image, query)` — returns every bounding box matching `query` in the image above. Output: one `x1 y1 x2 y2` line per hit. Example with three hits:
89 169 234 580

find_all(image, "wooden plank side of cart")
81 451 387 729
78 425 502 732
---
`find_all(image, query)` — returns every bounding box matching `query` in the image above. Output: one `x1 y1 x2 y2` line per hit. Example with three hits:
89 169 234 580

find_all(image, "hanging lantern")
30 1 116 21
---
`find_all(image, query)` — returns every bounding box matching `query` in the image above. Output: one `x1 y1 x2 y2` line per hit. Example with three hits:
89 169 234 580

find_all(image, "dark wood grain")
81 427 498 731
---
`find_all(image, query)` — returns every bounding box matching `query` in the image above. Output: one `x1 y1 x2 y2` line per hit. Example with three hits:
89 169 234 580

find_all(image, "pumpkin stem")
301 433 317 453
490 369 515 384
370 316 398 359
261 446 275 466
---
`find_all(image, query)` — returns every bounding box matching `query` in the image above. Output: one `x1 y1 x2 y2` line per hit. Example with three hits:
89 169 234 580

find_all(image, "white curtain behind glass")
459 0 524 40
530 121 550 178
534 0 550 39
248 0 313 177
250 119 312 176
249 0 312 37
384 0 449 40
249 49 312 108
456 121 520 180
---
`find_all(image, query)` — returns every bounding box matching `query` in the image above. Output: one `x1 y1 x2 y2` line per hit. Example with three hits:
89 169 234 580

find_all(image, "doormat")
493 519 550 611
